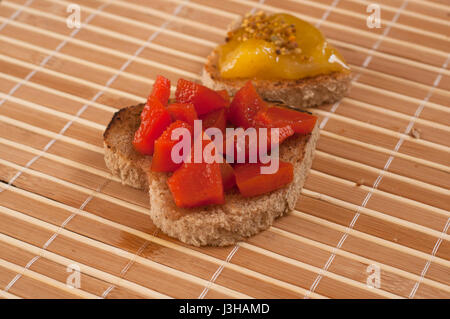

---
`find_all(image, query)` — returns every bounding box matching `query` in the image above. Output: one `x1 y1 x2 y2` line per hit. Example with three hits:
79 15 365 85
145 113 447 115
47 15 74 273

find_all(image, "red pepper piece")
167 161 224 208
234 160 294 197
147 75 171 107
133 96 172 155
200 108 227 136
227 81 268 128
222 126 295 162
220 162 236 191
167 102 198 127
175 79 228 116
254 106 317 135
217 89 230 103
265 125 295 148
152 121 194 172
167 135 224 208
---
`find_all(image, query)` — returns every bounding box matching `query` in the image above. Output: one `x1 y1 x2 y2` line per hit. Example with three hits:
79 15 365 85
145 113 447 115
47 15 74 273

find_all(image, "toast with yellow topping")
202 12 352 108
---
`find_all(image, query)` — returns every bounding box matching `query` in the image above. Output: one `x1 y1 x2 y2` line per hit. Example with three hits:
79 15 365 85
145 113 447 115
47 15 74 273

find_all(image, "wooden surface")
0 0 449 299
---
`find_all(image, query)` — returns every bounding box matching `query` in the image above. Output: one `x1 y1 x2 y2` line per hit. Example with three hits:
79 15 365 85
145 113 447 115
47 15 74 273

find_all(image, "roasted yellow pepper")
218 13 350 80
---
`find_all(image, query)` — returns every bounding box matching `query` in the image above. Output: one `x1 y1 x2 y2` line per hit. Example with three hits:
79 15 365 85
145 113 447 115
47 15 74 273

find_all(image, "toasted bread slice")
103 104 319 246
202 48 352 109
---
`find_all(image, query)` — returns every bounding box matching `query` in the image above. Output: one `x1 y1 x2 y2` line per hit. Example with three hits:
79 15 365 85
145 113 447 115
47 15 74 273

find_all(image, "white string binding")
315 0 340 29
198 244 240 299
101 239 151 299
409 217 450 299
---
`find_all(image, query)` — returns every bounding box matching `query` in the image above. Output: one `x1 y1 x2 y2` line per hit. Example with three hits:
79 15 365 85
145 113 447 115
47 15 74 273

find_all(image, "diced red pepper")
133 96 172 155
222 126 295 162
265 125 296 147
167 102 198 127
151 121 194 172
217 89 230 103
254 106 317 135
227 81 267 128
167 161 224 208
147 75 171 107
185 131 223 164
234 160 294 197
220 162 236 191
200 108 226 136
167 134 224 208
175 79 228 116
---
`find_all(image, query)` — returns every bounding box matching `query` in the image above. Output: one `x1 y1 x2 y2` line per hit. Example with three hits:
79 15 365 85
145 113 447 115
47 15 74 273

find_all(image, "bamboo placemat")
0 0 449 299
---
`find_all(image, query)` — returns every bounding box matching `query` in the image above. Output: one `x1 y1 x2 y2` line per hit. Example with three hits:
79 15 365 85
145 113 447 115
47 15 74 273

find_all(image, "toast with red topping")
103 78 320 246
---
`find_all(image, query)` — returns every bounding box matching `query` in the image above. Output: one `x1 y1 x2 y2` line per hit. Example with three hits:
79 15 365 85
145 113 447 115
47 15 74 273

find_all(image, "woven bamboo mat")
0 0 449 299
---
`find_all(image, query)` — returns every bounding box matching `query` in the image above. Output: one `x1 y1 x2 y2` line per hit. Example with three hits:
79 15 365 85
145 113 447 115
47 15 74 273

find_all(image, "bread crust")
103 104 319 246
103 104 152 190
202 48 352 109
